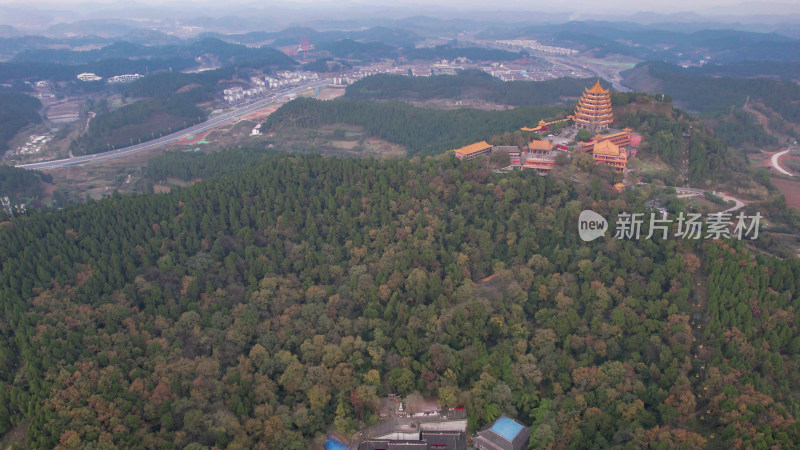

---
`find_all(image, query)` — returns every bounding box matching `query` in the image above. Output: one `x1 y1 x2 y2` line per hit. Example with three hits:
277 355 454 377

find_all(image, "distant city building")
495 39 579 56
223 86 245 104
35 81 48 88
107 74 143 83
77 72 103 82
473 416 530 450
573 80 613 133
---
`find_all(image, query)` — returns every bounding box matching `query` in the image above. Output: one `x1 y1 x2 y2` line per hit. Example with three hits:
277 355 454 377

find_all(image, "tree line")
263 97 563 156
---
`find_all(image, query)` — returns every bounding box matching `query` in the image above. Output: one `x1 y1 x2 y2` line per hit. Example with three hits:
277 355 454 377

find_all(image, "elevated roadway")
17 80 329 170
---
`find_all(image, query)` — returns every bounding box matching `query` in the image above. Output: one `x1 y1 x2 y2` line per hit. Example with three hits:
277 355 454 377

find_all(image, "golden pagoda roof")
593 140 620 156
453 141 493 156
595 131 628 141
528 140 553 151
587 80 609 94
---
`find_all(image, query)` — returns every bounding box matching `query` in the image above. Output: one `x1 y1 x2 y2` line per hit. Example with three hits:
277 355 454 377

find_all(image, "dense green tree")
0 152 797 448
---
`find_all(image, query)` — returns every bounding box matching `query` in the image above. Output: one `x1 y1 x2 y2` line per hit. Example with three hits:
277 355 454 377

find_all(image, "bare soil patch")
0 420 28 448
242 105 279 121
771 177 800 212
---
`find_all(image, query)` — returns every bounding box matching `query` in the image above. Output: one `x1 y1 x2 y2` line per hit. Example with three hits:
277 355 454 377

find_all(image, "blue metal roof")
490 417 524 442
325 437 349 450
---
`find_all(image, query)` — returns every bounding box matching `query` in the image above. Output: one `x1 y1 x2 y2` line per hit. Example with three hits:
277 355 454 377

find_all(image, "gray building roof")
357 430 466 450
473 417 530 450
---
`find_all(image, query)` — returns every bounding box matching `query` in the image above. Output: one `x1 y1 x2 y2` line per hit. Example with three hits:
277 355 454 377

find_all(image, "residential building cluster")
77 72 103 82
266 71 318 88
107 73 144 83
15 134 53 157
223 86 264 103
495 39 579 56
330 67 400 86
321 59 582 85
224 71 319 103
77 72 143 83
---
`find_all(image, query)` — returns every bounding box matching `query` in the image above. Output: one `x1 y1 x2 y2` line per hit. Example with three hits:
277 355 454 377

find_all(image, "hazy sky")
0 0 798 14
1 0 799 29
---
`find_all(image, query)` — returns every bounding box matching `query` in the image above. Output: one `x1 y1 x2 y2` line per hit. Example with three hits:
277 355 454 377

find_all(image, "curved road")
675 187 746 213
16 79 329 170
771 149 793 176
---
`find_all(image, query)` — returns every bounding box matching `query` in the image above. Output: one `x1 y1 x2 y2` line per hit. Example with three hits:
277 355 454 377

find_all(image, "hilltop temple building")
573 81 613 133
591 140 627 173
453 141 494 160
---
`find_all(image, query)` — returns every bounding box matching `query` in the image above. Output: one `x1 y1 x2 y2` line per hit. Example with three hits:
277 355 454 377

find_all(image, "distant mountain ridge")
478 21 800 63
9 38 296 67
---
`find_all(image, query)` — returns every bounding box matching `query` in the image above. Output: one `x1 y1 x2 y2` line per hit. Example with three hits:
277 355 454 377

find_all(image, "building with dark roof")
357 431 466 450
353 407 467 450
473 416 530 450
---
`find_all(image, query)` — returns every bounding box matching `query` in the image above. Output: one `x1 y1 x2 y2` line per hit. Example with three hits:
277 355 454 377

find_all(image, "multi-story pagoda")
573 80 613 133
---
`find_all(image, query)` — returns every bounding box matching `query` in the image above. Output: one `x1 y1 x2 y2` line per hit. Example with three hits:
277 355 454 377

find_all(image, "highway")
16 79 330 170
543 55 632 92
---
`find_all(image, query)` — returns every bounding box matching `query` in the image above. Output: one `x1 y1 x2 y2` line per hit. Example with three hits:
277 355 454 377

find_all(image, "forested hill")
1 38 296 83
611 94 741 183
622 62 800 125
263 97 564 156
1 153 799 448
68 69 234 156
344 70 609 106
265 92 749 184
70 87 208 155
0 165 51 208
0 91 42 152
10 38 296 68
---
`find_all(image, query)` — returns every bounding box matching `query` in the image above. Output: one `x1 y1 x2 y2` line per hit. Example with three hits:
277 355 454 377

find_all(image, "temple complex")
592 140 627 173
573 80 613 133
